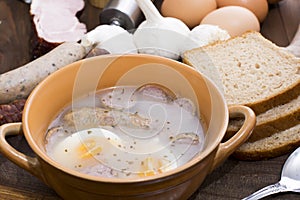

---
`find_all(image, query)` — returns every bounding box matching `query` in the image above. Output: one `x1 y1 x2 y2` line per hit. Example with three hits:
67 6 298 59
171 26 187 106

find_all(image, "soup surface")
45 84 205 179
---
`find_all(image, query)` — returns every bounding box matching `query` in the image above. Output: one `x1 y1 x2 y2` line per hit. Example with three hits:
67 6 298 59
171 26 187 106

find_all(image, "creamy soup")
45 84 205 179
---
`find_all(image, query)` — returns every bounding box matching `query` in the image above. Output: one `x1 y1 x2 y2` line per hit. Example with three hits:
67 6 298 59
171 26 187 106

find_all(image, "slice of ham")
30 0 87 43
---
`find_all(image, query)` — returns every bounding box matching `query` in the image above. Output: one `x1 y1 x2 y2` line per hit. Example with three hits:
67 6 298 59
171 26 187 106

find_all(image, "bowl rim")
22 54 229 183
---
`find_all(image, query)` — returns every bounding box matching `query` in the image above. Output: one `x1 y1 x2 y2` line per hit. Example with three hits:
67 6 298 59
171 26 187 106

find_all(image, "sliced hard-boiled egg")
48 128 122 170
138 155 178 177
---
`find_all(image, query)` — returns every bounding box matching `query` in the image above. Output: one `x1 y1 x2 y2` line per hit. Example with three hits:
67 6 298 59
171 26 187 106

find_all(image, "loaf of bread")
183 31 300 160
226 94 300 142
183 31 300 114
233 124 300 160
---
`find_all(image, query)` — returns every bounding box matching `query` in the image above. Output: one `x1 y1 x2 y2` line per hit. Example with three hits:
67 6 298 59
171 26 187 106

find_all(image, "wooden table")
0 0 299 199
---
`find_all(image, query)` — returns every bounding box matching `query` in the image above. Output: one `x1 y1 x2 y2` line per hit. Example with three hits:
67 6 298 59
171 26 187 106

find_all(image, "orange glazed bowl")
0 54 255 200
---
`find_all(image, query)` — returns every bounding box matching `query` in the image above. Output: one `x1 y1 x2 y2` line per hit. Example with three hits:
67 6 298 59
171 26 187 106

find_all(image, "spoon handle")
242 182 287 200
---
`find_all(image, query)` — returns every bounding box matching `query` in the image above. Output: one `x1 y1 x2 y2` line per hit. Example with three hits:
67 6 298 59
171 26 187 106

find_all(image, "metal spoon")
242 147 300 200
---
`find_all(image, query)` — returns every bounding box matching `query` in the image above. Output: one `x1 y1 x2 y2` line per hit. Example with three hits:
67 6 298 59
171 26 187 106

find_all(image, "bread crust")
233 126 300 160
248 82 300 114
226 95 300 142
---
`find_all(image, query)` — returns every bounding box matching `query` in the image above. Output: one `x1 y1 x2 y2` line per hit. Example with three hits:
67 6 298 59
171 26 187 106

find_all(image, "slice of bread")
233 123 300 160
226 94 300 142
183 31 300 114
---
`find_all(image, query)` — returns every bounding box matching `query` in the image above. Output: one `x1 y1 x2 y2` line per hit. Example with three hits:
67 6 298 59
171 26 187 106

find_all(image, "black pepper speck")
20 85 26 92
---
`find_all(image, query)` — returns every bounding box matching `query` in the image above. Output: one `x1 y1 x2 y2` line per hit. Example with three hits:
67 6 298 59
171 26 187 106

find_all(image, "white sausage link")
0 42 87 104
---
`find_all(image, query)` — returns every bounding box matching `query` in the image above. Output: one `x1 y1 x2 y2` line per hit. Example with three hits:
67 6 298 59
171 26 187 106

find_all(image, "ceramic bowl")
0 54 255 200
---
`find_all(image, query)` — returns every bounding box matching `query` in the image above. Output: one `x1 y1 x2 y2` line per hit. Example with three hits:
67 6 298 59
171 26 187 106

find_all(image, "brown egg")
160 0 217 29
200 6 260 37
216 0 268 22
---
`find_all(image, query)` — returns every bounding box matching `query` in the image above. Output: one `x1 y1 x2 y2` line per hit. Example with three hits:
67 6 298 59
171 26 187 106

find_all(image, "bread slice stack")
183 31 300 160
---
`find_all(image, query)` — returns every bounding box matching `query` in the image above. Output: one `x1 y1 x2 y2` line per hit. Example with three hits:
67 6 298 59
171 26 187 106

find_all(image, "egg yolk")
78 139 102 159
138 157 173 177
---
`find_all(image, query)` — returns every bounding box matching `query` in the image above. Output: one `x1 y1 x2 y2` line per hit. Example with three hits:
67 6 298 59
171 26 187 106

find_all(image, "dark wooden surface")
0 0 299 199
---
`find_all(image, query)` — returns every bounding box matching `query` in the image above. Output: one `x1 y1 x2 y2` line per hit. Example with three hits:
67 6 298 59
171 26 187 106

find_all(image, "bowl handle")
210 105 256 173
0 122 44 181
